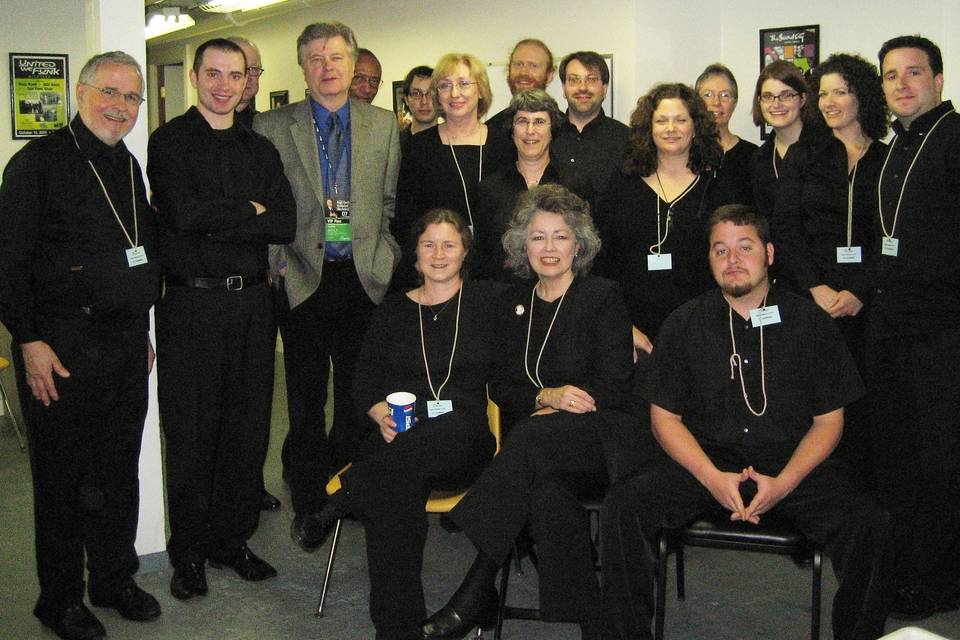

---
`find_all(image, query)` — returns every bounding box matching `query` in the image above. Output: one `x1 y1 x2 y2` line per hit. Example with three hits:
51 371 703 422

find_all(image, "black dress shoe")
261 488 282 511
421 588 497 639
90 583 161 621
208 544 277 581
34 602 106 640
290 500 344 553
170 561 208 600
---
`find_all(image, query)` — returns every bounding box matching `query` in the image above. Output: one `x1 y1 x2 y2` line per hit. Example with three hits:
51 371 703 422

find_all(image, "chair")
493 487 604 639
316 398 501 617
654 513 822 640
0 357 26 451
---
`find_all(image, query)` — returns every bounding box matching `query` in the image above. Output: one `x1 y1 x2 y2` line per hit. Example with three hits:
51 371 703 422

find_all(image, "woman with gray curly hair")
422 184 634 640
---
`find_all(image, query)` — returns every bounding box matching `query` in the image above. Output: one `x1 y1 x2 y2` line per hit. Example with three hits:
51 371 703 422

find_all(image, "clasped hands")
532 385 596 416
704 466 792 524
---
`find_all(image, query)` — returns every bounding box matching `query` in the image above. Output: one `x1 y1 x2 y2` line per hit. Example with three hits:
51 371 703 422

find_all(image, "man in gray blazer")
253 21 400 549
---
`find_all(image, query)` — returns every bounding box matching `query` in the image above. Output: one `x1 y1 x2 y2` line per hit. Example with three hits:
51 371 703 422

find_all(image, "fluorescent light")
145 8 196 39
197 0 289 12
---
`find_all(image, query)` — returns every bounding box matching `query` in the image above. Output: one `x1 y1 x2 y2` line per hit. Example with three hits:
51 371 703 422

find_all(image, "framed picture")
758 25 819 138
269 90 288 110
9 53 69 139
392 80 406 117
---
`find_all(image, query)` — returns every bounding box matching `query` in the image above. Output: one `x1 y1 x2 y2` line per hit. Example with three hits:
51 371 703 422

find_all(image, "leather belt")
166 274 265 291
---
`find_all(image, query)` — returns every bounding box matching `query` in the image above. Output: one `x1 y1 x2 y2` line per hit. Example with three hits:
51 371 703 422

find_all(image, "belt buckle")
226 275 243 291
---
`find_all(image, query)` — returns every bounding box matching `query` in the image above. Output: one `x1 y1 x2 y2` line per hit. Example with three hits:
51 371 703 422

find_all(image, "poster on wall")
758 25 819 138
9 53 70 139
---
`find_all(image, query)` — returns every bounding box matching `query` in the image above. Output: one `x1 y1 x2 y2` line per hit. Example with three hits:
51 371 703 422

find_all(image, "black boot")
422 552 499 639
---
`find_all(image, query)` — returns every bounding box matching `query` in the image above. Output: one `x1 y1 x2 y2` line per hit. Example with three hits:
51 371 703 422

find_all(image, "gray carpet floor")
1 353 958 639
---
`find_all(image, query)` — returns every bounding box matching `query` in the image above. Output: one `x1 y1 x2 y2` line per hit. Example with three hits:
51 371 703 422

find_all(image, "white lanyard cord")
772 145 780 180
877 109 954 239
68 121 138 248
418 284 463 401
449 141 482 229
728 296 768 417
649 172 699 255
846 160 859 248
524 282 567 389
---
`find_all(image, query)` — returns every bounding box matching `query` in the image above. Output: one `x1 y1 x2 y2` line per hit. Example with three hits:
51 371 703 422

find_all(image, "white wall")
147 0 959 146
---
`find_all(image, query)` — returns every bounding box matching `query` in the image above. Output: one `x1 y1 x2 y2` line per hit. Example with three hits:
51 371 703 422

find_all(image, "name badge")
836 246 862 263
647 253 673 271
427 400 453 418
881 236 899 257
126 246 148 267
750 305 782 328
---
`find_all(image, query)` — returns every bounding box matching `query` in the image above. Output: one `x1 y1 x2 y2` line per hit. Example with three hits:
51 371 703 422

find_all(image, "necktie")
327 113 343 170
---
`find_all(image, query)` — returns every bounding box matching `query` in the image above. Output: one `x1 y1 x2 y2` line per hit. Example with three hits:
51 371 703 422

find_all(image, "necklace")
425 296 455 321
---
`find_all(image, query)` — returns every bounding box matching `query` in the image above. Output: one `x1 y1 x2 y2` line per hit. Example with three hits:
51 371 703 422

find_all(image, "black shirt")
594 171 716 339
0 115 160 343
711 138 759 208
551 109 630 199
646 286 863 461
484 108 515 162
147 106 296 279
353 280 504 426
750 136 791 219
491 276 633 428
872 100 960 337
774 133 884 302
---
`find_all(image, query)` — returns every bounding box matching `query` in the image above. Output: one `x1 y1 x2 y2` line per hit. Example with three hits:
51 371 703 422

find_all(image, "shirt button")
743 359 749 364
570 158 575 163
743 428 749 433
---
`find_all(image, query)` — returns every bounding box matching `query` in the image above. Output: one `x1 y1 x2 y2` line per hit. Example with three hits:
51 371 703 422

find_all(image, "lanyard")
728 294 768 417
523 282 567 389
845 160 860 248
418 284 463 401
68 121 138 248
649 172 699 255
449 142 482 229
877 108 954 239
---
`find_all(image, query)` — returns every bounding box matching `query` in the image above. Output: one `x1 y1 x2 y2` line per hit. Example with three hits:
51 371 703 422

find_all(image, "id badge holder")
647 253 673 271
126 246 148 267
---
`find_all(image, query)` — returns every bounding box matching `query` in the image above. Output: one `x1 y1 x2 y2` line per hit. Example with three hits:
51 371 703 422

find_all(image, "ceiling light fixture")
145 7 196 39
197 0 289 13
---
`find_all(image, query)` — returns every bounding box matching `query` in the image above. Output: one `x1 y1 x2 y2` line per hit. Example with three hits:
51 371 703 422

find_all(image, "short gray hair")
504 89 563 136
297 22 358 66
78 51 143 88
502 184 601 279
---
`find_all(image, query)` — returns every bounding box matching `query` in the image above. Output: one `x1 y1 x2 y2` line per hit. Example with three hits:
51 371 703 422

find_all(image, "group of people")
0 15 957 640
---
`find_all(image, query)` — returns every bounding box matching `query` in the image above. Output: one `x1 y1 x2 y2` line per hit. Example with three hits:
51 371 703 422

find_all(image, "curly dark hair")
806 53 888 141
623 83 722 177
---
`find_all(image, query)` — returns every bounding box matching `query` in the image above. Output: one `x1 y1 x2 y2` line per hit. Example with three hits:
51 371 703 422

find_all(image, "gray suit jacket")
253 98 401 309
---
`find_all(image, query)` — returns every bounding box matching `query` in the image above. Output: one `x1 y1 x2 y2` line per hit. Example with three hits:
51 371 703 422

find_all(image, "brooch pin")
515 304 525 316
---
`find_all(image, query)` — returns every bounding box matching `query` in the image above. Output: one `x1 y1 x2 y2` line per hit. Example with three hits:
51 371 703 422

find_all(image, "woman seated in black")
292 209 500 640
476 89 592 282
421 184 634 640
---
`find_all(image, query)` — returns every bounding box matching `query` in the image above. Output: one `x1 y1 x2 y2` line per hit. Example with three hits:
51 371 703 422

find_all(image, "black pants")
865 329 960 593
344 411 495 639
449 412 608 622
600 447 893 640
277 262 375 516
157 283 275 567
13 319 147 612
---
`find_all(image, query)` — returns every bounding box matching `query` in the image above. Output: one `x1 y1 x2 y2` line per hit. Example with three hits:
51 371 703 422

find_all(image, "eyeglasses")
701 90 735 101
80 82 145 107
817 88 853 99
513 116 550 129
246 66 264 78
759 91 800 104
436 80 478 94
565 74 601 86
352 73 382 88
406 89 433 102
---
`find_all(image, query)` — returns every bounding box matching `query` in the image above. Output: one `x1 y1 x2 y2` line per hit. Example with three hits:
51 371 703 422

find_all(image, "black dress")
393 126 513 289
347 280 502 638
595 171 716 342
449 276 634 623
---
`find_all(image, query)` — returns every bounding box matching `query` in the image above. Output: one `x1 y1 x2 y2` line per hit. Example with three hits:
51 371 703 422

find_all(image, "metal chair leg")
315 518 343 617
654 530 668 640
0 379 25 451
811 548 822 640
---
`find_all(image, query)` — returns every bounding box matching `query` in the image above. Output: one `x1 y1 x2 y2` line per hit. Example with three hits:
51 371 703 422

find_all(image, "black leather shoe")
421 587 497 639
290 500 344 553
170 561 208 600
261 488 282 511
34 602 106 640
208 544 277 581
90 583 160 621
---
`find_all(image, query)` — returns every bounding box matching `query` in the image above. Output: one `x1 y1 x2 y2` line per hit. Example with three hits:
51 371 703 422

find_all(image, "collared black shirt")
234 106 258 130
147 106 296 279
872 100 960 337
711 138 759 208
645 286 863 461
0 115 159 343
551 109 629 198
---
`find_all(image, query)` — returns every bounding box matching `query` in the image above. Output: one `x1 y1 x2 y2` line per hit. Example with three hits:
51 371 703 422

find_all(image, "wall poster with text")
758 25 819 139
9 53 69 139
